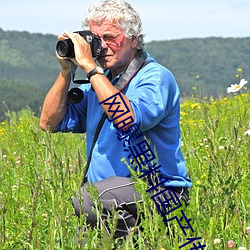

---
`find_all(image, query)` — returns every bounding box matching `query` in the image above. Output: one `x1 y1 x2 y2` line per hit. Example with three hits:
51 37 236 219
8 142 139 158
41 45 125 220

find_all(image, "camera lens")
56 39 74 58
68 88 84 103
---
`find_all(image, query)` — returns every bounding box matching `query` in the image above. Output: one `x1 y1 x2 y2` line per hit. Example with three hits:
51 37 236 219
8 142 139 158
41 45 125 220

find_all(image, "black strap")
81 50 149 185
81 112 107 186
115 49 147 91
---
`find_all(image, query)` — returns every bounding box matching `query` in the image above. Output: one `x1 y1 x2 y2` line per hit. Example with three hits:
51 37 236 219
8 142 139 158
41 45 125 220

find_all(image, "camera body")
56 30 102 58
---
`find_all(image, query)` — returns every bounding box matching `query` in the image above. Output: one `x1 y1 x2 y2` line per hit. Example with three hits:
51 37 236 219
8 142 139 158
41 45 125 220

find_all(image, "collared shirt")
57 52 192 188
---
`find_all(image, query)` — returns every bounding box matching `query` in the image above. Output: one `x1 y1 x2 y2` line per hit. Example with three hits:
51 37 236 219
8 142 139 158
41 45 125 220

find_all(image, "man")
40 0 192 244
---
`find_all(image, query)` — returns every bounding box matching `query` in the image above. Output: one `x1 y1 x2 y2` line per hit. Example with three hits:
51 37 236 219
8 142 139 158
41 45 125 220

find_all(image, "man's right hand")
56 33 79 71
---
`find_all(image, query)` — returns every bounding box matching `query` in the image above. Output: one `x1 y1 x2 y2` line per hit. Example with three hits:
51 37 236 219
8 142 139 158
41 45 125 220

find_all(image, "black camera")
56 30 102 58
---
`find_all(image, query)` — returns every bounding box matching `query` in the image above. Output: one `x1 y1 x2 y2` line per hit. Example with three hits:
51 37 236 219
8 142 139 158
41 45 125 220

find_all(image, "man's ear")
131 36 139 48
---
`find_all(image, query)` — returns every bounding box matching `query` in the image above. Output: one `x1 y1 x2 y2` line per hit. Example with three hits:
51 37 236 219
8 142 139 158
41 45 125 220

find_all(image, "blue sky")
1 0 250 42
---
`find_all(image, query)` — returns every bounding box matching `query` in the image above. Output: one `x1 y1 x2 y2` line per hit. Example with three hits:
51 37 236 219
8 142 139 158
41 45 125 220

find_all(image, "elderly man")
40 0 192 243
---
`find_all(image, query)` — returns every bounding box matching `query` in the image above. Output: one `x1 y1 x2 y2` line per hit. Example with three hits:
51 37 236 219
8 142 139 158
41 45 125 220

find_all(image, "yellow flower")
237 67 243 73
191 103 201 109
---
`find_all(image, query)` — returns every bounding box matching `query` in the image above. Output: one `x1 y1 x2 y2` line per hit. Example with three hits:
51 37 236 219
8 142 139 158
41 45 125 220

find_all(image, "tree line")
0 28 249 120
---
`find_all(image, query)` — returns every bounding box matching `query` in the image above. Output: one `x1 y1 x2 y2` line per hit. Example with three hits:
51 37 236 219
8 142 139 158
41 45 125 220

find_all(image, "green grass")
0 93 249 250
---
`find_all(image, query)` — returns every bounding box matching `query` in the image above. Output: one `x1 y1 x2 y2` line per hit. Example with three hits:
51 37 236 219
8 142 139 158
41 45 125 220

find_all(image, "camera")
56 30 102 58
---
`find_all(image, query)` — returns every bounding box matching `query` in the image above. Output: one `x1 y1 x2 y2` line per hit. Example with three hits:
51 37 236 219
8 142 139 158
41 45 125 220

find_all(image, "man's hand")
56 33 79 71
62 31 96 73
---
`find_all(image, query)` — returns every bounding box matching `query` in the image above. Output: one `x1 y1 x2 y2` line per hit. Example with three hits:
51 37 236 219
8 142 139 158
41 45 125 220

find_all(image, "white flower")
244 130 250 136
218 145 224 150
214 238 221 244
20 207 25 214
227 79 248 93
238 247 246 250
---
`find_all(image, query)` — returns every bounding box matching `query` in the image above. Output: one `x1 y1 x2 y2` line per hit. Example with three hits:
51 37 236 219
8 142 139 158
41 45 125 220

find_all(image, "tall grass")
0 93 249 250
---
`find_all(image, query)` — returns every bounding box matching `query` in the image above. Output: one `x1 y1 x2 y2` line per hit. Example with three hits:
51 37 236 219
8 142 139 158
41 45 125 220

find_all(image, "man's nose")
101 38 108 49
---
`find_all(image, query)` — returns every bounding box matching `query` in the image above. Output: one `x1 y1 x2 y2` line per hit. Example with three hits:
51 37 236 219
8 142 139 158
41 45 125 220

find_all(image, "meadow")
0 90 249 249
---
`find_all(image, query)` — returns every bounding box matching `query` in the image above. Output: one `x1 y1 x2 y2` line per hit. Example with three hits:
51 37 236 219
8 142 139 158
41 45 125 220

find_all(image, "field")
0 91 249 249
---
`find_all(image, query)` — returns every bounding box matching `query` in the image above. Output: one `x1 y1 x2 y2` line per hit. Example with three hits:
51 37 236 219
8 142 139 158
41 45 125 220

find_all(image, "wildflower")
20 207 25 214
244 130 250 136
191 103 201 109
237 67 243 73
246 226 250 235
228 240 235 248
12 185 18 192
218 145 224 150
196 180 202 185
238 247 246 250
227 79 248 93
214 238 221 244
42 213 48 221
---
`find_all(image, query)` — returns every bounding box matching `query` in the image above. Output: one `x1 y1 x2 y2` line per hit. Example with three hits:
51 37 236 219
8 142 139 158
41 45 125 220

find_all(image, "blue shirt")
58 52 192 188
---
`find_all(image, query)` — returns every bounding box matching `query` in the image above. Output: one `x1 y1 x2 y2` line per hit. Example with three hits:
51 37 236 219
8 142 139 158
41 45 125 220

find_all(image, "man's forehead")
90 21 121 34
89 19 121 30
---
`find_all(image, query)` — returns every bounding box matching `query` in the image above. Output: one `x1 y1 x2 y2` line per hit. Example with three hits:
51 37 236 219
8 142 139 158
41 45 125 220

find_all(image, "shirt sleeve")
56 85 89 133
128 62 180 132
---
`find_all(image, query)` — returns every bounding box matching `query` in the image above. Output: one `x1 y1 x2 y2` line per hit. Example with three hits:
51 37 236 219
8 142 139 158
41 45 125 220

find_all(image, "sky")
1 0 250 42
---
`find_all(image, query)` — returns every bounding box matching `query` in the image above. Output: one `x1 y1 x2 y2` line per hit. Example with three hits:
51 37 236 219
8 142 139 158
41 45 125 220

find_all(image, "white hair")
82 0 145 49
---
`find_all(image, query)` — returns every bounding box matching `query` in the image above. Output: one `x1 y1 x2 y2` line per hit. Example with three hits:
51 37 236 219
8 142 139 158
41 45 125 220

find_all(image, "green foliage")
0 79 46 121
0 109 85 249
0 29 60 90
145 37 250 98
0 94 249 249
180 94 250 250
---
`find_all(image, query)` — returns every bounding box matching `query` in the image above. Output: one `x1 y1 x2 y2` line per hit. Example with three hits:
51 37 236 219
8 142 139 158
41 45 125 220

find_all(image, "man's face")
89 20 138 73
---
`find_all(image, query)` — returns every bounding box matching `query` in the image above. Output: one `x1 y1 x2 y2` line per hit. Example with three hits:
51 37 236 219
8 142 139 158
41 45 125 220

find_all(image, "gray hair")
82 0 145 49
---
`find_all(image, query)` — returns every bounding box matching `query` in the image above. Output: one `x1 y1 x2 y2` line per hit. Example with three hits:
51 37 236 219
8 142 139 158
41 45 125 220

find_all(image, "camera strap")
81 50 150 186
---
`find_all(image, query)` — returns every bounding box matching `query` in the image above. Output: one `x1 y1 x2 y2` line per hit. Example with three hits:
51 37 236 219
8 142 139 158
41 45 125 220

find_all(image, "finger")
55 51 64 59
57 31 71 41
65 31 85 43
63 30 70 37
64 30 76 40
55 51 79 66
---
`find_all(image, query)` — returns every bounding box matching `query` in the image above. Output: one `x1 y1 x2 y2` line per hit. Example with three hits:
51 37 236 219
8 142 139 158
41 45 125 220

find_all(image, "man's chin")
98 59 113 69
